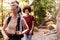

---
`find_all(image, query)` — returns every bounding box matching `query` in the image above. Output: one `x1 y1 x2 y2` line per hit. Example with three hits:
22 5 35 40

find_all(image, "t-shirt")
23 15 34 35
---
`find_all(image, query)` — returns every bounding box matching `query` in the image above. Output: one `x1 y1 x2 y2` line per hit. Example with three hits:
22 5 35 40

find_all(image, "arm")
29 16 34 34
30 21 34 33
56 13 60 32
21 18 29 34
1 17 9 40
1 17 8 37
1 23 7 37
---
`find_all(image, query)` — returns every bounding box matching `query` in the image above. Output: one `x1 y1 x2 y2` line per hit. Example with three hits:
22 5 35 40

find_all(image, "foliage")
0 0 59 27
31 0 56 27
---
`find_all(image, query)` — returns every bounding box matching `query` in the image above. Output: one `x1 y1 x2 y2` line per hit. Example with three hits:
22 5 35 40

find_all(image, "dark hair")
23 5 31 13
15 1 19 4
18 8 21 14
16 6 18 8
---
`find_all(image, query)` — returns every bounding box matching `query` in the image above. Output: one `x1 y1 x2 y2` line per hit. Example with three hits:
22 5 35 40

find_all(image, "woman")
56 9 60 40
23 5 34 40
56 10 60 32
1 3 29 40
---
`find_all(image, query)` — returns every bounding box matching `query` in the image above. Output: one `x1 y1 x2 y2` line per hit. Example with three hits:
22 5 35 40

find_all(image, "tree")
31 0 55 27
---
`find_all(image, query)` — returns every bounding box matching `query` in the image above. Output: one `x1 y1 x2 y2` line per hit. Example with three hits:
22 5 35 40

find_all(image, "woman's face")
10 6 18 14
25 9 29 14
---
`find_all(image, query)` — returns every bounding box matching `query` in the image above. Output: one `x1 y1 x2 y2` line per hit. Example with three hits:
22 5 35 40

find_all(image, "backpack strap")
16 16 20 31
7 16 11 25
16 16 24 38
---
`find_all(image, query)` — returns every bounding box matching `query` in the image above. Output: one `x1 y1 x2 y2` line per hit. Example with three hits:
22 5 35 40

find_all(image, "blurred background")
0 0 60 27
0 0 60 40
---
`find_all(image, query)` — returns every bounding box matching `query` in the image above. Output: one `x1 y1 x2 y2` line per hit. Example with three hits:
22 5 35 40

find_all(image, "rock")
33 27 39 32
38 25 46 29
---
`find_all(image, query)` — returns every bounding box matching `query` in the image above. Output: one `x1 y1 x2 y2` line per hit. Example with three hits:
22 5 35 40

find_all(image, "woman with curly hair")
23 5 34 40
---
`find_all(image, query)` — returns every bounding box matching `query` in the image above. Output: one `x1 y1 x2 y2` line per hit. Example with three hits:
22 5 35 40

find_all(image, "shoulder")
22 15 26 18
29 15 34 18
20 17 25 22
30 15 34 20
21 17 24 20
31 16 34 18
4 17 9 21
3 16 9 24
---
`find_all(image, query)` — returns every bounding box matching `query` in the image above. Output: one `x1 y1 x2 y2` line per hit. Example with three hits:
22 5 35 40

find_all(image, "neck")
12 13 17 18
26 14 29 16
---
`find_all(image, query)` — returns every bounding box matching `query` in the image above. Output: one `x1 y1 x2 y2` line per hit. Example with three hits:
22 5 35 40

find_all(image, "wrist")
4 35 8 37
21 32 24 34
30 30 32 32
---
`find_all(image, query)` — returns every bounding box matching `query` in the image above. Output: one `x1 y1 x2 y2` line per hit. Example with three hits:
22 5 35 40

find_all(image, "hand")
3 35 9 40
16 31 22 35
29 31 32 35
19 31 22 35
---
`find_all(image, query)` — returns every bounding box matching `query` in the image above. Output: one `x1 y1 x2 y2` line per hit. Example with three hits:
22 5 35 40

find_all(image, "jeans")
24 34 32 40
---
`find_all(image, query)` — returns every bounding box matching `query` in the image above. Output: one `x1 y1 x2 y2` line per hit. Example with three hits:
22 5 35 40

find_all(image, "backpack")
7 16 24 38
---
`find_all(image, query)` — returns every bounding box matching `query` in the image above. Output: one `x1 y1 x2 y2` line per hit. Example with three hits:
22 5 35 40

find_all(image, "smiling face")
10 5 18 14
24 9 29 15
23 6 31 15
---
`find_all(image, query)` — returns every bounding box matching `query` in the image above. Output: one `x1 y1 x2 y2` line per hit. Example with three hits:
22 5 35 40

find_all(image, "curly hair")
23 5 31 13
